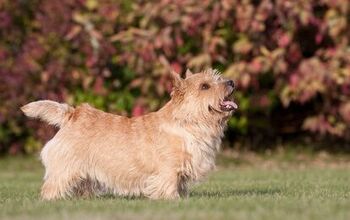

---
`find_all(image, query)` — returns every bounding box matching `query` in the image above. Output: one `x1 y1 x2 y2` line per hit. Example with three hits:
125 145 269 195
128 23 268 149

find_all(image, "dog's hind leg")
73 177 104 198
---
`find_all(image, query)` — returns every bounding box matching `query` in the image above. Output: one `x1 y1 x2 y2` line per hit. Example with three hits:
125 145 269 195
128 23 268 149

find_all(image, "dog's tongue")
221 100 238 110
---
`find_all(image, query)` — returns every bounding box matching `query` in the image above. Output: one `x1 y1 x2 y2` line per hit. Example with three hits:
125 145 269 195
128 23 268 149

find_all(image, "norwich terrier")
21 69 237 200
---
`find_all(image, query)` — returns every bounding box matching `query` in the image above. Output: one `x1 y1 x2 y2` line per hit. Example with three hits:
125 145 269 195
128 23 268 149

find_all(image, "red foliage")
0 0 350 153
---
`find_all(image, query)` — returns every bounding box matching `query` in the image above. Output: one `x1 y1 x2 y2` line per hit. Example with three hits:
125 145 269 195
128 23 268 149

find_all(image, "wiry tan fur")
21 69 235 200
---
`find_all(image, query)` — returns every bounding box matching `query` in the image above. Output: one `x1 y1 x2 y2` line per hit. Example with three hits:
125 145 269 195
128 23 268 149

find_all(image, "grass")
1 155 350 220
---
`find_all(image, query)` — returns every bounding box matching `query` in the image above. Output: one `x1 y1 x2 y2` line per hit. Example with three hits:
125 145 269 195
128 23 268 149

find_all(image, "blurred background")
0 0 349 155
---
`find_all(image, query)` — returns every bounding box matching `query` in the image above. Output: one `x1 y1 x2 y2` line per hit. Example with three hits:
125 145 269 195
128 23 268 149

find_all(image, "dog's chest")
185 135 222 179
161 123 224 179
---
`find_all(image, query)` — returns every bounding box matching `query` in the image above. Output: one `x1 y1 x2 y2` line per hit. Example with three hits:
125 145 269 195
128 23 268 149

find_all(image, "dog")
21 69 237 200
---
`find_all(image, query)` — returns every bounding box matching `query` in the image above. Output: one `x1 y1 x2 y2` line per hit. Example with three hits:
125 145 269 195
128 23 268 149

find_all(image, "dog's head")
170 69 238 118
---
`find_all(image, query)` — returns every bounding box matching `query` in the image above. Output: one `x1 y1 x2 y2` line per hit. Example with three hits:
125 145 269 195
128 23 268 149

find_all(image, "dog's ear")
170 70 184 89
185 69 193 78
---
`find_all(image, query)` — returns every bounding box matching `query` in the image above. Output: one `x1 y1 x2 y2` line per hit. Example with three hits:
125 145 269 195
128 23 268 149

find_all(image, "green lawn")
1 156 350 220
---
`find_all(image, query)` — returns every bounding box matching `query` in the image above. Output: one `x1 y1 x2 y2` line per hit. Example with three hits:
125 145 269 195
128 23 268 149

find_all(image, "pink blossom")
132 105 145 117
250 59 262 74
278 33 291 47
315 33 323 44
170 62 182 74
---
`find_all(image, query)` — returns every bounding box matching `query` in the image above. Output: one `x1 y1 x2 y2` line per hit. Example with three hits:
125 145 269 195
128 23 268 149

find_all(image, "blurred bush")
0 0 349 154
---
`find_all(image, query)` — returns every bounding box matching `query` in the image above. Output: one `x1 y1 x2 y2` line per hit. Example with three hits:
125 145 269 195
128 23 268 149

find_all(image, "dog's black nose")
226 80 234 88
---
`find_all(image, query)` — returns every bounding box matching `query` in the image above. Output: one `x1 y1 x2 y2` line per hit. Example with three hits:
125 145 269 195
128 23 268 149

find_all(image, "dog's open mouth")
220 97 238 111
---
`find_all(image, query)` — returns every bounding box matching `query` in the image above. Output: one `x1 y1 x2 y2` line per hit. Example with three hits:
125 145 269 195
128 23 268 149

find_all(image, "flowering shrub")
0 0 349 153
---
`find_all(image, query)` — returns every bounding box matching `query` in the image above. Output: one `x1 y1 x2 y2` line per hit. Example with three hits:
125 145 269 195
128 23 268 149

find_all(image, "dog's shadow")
190 188 282 198
90 188 281 200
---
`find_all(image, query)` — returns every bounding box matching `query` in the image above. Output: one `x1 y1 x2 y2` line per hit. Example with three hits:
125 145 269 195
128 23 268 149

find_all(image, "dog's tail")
21 100 74 127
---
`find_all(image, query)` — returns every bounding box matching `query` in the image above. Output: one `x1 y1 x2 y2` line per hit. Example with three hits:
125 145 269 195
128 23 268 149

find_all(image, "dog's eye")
200 83 210 90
